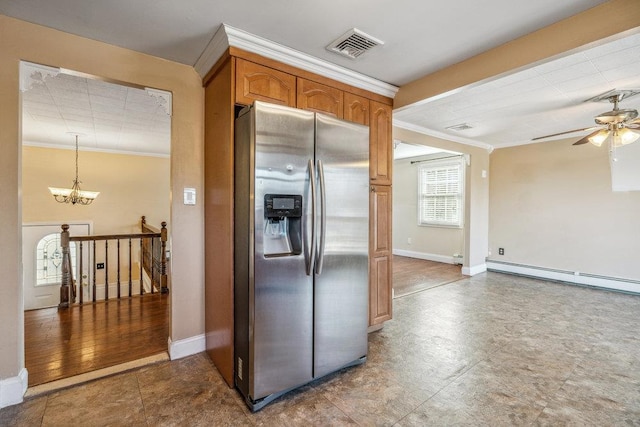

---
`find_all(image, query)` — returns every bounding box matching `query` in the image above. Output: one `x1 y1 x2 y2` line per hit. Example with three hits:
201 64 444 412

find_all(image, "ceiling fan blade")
573 129 603 146
532 126 600 141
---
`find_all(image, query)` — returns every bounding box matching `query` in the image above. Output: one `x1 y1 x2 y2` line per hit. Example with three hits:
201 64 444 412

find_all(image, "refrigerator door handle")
307 158 317 276
315 159 326 275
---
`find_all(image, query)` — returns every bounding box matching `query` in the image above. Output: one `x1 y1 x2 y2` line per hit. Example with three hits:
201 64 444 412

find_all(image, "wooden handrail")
69 232 161 242
59 216 169 308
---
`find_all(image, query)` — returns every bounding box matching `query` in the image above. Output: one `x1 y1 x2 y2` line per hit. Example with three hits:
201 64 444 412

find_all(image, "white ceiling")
394 32 640 149
22 72 171 156
3 0 639 152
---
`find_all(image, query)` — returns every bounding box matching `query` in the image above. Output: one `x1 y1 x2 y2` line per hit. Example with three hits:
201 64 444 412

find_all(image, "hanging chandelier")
48 134 99 205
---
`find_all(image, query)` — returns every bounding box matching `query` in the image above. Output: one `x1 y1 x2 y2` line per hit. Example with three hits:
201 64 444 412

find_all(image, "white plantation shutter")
418 158 464 227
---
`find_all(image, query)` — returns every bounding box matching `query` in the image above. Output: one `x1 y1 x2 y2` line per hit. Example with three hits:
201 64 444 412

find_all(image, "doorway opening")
392 141 466 298
20 61 172 386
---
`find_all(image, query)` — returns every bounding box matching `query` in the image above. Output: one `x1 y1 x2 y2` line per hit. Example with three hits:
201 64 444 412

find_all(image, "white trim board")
487 260 640 294
0 368 28 409
168 334 206 361
462 264 487 276
393 249 457 265
393 249 485 276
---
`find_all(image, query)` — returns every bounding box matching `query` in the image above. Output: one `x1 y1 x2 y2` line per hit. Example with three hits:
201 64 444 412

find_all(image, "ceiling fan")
533 89 640 147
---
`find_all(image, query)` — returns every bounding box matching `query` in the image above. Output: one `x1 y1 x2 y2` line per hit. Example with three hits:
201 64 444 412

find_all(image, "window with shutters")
418 157 464 228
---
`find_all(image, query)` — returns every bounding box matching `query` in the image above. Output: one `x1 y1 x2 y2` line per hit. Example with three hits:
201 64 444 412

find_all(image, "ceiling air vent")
446 123 474 132
327 28 384 59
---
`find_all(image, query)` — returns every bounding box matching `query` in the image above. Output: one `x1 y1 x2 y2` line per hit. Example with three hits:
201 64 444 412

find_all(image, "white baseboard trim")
486 260 640 294
392 249 456 265
0 368 28 409
462 263 487 276
168 334 206 361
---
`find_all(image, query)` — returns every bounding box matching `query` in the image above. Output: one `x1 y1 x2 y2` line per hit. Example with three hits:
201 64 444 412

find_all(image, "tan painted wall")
393 155 464 258
489 139 640 280
0 15 204 380
23 146 169 233
393 127 491 272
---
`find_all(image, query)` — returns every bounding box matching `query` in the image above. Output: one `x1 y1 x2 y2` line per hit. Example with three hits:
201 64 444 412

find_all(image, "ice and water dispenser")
263 194 303 257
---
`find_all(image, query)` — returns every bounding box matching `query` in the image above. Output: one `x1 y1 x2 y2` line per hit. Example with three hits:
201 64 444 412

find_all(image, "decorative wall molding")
194 23 399 99
145 88 173 116
486 260 640 294
393 249 457 265
0 368 28 409
168 334 206 361
20 61 60 92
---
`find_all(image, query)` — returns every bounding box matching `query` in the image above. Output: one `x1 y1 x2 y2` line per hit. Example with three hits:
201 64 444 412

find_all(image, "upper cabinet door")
235 59 296 107
297 78 343 118
344 93 370 126
369 101 392 185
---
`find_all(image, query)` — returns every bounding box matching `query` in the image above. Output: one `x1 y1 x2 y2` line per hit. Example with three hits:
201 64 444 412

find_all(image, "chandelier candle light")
48 134 100 205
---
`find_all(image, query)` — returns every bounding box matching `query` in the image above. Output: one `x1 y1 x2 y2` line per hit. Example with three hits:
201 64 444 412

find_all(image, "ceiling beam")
394 0 640 109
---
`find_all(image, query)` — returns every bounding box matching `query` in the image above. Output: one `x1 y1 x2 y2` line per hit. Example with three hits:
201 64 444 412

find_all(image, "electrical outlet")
498 248 504 255
96 263 105 269
407 237 412 245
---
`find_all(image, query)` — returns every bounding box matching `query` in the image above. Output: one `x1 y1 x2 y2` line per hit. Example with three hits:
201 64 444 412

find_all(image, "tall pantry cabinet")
204 48 393 387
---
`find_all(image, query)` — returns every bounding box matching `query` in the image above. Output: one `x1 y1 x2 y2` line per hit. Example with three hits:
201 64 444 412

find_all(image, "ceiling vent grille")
446 123 474 132
327 28 384 59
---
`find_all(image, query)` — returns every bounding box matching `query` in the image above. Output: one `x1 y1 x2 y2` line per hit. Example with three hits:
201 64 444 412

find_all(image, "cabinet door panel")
369 254 392 325
236 59 296 106
344 92 369 125
297 78 343 118
369 185 392 326
369 101 392 185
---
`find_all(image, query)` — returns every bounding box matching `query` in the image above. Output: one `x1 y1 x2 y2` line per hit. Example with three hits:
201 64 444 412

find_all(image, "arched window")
36 233 76 286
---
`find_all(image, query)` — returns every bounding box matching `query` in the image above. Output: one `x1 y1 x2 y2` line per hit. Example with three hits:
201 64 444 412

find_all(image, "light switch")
184 187 196 205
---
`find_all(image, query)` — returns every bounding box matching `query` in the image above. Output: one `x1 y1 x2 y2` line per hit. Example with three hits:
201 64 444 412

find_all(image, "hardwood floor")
393 255 464 297
24 294 169 386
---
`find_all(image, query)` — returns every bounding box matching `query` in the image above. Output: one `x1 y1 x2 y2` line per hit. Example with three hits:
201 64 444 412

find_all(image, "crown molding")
393 119 494 152
194 25 229 78
22 141 170 158
194 24 398 99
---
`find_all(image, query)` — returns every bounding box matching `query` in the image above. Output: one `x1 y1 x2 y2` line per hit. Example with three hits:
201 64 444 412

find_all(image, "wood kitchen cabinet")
236 58 296 107
369 184 392 325
369 101 392 185
297 78 343 118
344 92 370 125
204 50 393 387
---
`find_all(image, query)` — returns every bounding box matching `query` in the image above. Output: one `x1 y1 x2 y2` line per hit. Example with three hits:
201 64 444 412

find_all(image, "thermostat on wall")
184 187 196 205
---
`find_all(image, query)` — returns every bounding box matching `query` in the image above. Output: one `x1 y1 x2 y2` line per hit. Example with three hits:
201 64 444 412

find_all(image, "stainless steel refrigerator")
234 101 369 411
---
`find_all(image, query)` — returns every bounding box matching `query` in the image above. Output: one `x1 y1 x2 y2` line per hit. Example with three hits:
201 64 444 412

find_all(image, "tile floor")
2 272 640 426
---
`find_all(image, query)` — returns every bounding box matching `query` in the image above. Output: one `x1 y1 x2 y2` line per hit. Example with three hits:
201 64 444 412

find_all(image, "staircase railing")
58 216 168 308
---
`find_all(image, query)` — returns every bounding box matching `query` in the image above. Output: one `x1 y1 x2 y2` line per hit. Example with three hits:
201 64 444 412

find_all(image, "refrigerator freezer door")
252 102 316 400
313 114 369 377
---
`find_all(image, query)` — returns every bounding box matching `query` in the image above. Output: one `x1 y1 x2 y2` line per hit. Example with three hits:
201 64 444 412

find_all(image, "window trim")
417 156 465 228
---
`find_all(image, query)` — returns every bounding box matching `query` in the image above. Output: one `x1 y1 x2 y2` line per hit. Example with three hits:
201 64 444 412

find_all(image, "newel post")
160 221 169 294
59 224 71 309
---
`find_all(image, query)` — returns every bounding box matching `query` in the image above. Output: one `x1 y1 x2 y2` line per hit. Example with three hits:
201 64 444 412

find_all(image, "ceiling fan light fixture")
588 129 609 147
614 128 640 147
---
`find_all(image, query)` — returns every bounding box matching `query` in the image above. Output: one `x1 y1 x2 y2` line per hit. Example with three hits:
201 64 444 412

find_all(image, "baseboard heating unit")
486 260 640 295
